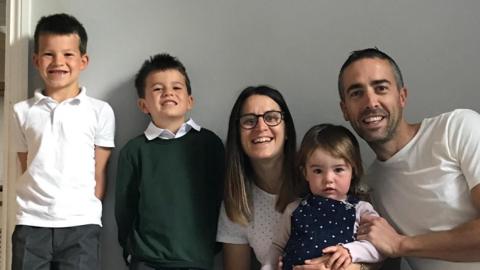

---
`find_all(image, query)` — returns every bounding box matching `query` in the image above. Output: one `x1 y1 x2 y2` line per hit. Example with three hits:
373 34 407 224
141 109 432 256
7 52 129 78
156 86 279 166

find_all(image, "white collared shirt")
144 118 201 140
12 87 115 227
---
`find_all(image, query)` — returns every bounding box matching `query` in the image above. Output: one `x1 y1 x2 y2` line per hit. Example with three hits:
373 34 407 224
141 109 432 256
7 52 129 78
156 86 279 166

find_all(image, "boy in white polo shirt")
11 13 115 270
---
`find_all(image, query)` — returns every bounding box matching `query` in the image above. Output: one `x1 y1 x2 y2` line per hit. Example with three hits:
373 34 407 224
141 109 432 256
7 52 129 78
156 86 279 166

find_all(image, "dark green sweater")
115 128 225 269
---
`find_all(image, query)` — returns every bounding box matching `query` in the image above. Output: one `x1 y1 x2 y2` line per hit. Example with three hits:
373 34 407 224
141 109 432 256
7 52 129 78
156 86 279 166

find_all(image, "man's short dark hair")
34 13 88 54
338 48 404 100
134 53 192 98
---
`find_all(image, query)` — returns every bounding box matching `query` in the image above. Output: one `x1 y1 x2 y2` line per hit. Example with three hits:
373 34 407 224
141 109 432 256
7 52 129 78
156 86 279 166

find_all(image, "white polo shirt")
12 87 115 227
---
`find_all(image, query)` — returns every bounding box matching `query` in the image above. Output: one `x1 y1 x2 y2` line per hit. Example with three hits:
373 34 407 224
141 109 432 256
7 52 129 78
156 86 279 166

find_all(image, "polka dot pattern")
216 184 281 264
248 185 282 263
282 195 358 270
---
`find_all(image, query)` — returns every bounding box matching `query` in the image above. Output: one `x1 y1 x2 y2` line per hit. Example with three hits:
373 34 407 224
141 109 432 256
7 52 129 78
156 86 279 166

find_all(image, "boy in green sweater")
115 54 225 270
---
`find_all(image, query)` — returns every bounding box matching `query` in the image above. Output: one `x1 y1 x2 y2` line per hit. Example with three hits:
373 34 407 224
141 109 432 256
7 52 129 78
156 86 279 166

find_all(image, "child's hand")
322 245 352 270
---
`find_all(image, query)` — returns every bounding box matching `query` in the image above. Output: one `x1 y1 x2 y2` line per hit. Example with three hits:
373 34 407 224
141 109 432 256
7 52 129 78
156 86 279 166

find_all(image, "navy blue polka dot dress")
282 194 359 270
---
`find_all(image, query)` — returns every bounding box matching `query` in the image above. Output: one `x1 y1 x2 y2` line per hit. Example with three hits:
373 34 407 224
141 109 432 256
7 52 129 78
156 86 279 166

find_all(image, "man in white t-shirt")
337 48 480 270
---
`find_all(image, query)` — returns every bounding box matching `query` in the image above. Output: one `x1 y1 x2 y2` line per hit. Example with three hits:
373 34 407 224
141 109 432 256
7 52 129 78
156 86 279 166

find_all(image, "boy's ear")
187 95 194 111
137 99 150 114
32 54 40 69
80 54 89 70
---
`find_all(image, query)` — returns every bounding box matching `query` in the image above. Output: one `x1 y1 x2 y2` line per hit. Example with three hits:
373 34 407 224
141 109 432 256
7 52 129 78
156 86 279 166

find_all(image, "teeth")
364 116 383 123
253 137 272 143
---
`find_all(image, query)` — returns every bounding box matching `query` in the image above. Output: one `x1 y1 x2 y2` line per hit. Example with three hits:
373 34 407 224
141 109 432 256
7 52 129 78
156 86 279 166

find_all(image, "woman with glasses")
216 86 374 270
216 85 302 269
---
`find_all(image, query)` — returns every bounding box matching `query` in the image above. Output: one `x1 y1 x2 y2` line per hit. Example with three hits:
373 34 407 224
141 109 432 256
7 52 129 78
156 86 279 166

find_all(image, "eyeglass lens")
239 111 282 129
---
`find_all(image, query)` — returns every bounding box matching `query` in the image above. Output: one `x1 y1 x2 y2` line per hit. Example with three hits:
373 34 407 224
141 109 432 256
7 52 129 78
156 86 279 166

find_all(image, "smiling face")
340 58 407 145
33 34 88 95
138 69 193 131
304 147 352 201
240 94 286 163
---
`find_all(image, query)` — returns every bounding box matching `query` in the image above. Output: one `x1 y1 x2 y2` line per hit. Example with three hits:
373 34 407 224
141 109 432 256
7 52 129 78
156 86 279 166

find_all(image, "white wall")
27 1 480 269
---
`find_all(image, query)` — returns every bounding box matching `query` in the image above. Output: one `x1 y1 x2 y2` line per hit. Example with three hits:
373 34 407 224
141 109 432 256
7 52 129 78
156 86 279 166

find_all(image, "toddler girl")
262 124 383 270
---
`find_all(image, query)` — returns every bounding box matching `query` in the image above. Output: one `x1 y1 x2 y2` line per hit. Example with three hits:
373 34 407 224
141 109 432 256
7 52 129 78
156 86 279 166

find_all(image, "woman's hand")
293 256 331 270
284 255 365 270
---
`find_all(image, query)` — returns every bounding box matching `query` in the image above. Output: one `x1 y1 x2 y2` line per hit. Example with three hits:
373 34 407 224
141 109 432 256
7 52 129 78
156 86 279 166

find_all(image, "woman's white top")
217 184 282 263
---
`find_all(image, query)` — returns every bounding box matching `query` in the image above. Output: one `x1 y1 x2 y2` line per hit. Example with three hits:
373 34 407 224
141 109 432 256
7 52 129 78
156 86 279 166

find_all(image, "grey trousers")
129 258 202 270
12 224 101 270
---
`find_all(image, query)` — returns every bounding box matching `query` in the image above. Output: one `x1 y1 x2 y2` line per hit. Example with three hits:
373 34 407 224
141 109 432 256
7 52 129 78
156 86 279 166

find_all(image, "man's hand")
357 215 406 257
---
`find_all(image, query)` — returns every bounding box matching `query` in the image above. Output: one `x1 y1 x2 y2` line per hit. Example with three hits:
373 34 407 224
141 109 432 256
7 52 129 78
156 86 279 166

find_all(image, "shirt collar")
144 118 201 140
33 86 87 105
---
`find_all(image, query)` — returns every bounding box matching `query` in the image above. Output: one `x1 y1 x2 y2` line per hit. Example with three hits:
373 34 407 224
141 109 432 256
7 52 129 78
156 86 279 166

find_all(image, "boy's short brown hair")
134 53 191 98
34 13 88 54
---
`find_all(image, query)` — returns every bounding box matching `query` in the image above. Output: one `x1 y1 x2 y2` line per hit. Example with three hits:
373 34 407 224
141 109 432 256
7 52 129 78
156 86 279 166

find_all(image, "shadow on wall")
101 77 148 270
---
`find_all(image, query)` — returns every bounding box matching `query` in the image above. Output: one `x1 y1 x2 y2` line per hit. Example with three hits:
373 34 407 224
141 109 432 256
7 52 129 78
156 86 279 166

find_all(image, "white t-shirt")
217 184 282 264
365 109 480 270
12 87 115 227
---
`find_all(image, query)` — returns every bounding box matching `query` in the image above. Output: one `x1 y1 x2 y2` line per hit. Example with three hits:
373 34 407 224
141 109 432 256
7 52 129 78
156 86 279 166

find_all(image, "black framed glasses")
238 110 284 130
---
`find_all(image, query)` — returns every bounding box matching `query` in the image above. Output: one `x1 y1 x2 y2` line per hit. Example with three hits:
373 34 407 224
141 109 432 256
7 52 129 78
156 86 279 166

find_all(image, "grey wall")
29 1 480 269
0 95 3 184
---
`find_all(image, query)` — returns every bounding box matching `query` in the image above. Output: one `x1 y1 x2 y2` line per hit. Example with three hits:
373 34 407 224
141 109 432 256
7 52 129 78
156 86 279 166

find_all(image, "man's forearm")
399 218 480 261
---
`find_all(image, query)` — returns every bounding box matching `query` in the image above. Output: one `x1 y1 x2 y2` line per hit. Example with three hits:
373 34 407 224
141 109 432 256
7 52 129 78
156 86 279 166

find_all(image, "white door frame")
1 0 31 269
